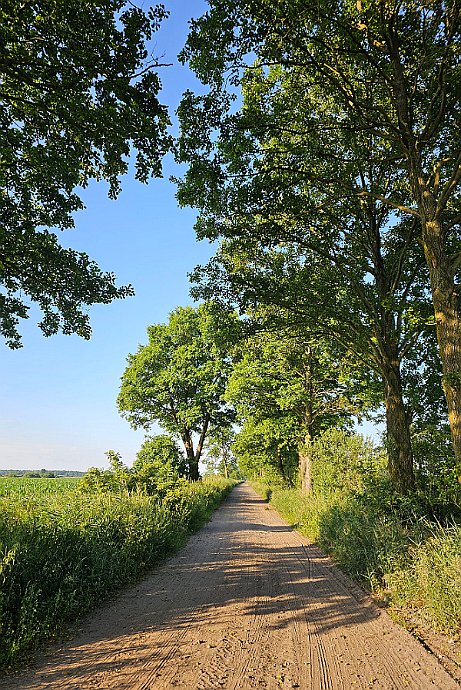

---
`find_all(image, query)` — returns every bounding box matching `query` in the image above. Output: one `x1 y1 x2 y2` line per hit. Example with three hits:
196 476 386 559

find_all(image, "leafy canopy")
117 303 238 476
0 0 171 347
132 435 186 492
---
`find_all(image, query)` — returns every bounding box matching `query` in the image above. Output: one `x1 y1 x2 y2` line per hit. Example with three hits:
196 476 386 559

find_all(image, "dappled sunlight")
2 483 456 690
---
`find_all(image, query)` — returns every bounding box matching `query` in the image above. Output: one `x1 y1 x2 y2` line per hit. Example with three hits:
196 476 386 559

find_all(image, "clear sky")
0 0 382 472
0 0 214 472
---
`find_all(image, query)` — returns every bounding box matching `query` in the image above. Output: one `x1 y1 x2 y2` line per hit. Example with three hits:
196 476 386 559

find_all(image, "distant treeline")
0 469 85 477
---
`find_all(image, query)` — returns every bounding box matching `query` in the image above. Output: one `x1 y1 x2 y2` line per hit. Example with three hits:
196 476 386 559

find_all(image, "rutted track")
2 483 458 690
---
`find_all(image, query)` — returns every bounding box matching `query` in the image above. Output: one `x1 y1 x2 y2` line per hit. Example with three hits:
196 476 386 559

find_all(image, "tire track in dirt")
1 483 458 690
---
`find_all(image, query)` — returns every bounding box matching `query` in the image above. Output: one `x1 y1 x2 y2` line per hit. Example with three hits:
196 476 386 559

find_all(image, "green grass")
0 476 235 671
251 482 461 636
386 523 461 633
0 476 80 497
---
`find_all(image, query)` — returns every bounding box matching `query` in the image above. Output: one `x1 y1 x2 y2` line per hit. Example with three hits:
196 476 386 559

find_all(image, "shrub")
310 427 387 497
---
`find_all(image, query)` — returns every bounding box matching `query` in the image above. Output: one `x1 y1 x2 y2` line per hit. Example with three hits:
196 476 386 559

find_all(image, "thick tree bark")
189 460 200 482
404 141 461 481
388 28 461 482
422 217 461 482
382 356 415 494
181 428 199 481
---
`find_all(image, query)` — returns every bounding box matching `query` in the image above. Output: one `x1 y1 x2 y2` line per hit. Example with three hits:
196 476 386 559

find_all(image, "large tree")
177 0 460 485
204 427 239 479
191 224 436 492
117 303 236 480
0 0 171 347
226 325 361 491
232 417 299 484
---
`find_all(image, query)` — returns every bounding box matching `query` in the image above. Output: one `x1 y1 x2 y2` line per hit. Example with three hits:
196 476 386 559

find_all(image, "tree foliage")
133 435 186 491
117 303 237 480
204 427 240 479
1 0 171 347
232 417 299 485
177 0 461 489
226 322 363 489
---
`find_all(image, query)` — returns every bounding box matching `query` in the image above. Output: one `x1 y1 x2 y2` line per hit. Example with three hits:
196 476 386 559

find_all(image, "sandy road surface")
2 483 458 690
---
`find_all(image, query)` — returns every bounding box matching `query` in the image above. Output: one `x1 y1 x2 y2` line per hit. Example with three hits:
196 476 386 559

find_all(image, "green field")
0 475 235 671
0 476 81 498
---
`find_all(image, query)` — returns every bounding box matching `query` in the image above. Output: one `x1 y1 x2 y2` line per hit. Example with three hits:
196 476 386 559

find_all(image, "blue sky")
0 0 214 471
0 0 381 472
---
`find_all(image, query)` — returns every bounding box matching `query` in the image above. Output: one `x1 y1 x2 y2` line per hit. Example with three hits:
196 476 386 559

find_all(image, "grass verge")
251 482 461 637
0 477 236 671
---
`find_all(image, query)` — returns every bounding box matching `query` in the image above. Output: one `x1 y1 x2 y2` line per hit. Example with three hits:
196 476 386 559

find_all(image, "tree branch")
357 190 419 217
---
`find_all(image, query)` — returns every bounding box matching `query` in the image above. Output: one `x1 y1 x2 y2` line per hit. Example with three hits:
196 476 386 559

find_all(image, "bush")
412 425 461 518
311 427 387 497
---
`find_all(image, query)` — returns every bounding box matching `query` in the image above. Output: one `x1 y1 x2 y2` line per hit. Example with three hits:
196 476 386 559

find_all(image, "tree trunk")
390 55 461 480
189 458 200 481
194 413 210 480
382 357 415 494
422 218 461 482
298 363 313 494
181 428 198 480
276 446 285 479
367 203 415 493
222 451 229 479
298 430 312 494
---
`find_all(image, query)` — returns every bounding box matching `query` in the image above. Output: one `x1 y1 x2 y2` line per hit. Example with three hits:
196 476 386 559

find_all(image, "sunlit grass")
0 476 236 670
252 482 461 635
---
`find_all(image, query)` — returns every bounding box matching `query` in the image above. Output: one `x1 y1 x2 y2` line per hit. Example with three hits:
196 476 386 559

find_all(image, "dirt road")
2 483 458 690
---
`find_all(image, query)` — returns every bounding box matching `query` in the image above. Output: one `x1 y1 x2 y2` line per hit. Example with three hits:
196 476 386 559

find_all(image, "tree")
232 417 299 484
1 0 171 347
191 227 437 492
132 434 186 492
309 427 387 498
176 0 459 488
204 427 239 478
225 325 361 491
117 303 236 480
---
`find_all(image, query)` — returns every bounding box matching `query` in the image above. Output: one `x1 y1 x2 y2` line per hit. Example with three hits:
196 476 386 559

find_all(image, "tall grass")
251 428 461 636
386 523 461 633
0 476 235 670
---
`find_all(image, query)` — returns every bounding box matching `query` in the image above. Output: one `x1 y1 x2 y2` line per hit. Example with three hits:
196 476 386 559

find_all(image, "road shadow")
0 482 382 689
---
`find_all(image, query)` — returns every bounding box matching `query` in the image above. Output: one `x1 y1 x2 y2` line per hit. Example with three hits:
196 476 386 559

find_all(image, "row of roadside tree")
168 0 461 501
115 300 459 512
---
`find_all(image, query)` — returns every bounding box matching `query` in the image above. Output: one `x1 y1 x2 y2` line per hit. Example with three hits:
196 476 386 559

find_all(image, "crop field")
0 477 80 498
0 475 235 671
